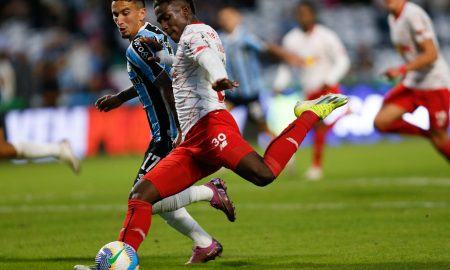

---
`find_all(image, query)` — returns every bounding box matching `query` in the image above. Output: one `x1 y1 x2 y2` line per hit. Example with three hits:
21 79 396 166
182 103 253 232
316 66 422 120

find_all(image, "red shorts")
383 84 450 130
306 85 341 101
143 110 255 198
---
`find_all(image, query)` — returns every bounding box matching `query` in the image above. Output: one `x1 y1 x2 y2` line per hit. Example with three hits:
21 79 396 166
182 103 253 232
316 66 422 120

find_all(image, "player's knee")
252 167 275 187
430 129 449 147
129 179 161 204
373 116 389 133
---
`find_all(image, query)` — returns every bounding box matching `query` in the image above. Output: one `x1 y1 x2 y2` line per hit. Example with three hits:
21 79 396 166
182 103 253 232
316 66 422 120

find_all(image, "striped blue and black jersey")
220 26 266 99
126 22 177 142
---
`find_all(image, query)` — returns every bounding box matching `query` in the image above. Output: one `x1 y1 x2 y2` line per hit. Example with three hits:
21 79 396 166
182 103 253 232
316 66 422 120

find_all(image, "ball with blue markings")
95 241 139 270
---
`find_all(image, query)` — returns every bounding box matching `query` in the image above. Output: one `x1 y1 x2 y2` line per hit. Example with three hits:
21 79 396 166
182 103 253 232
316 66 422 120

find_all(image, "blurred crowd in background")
0 0 449 112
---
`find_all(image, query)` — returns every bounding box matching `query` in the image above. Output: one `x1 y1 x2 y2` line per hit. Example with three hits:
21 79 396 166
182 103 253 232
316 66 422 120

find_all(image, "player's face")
296 5 315 31
218 8 241 34
155 2 190 43
111 1 147 40
384 0 406 13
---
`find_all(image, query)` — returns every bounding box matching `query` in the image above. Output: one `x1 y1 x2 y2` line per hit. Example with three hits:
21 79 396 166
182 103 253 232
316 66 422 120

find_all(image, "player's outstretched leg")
265 94 348 177
429 129 450 162
10 139 80 173
158 208 223 264
294 94 349 119
156 179 234 264
153 178 236 221
235 94 349 185
59 140 81 173
158 179 235 263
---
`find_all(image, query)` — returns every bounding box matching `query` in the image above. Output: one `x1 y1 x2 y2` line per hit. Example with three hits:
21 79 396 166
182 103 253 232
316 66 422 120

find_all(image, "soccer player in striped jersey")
273 1 350 180
216 6 305 145
107 1 347 266
75 1 235 268
217 6 275 143
374 0 450 161
0 115 80 173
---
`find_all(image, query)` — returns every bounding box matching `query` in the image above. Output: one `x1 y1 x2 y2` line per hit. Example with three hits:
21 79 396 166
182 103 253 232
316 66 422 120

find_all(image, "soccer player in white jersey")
106 0 347 264
0 115 80 173
273 1 350 179
374 0 450 161
74 1 236 268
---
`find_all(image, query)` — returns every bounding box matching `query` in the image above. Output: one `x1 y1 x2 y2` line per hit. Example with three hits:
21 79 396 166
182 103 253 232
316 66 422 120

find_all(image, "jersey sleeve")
242 33 265 53
323 31 350 86
408 9 434 43
184 31 214 61
184 31 228 83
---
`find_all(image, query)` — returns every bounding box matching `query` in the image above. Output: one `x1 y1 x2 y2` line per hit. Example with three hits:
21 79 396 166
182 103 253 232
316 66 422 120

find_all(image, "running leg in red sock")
118 199 152 251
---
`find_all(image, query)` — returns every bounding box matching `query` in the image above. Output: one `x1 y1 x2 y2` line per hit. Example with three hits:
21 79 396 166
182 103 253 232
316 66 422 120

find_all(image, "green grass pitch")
0 139 449 270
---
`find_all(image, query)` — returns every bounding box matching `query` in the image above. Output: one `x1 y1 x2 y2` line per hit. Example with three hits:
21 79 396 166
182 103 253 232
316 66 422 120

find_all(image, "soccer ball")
95 241 139 270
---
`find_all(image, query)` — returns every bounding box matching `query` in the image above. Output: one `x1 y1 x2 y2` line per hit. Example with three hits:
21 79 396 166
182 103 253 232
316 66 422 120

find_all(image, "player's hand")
139 36 163 51
95 95 123 112
139 36 164 63
384 66 407 80
212 78 239 91
172 128 183 148
286 55 304 67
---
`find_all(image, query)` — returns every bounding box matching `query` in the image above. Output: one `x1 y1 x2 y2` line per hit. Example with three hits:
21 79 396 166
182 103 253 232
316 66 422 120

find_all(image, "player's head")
296 0 317 32
217 6 241 34
111 0 147 40
383 0 407 14
153 0 197 42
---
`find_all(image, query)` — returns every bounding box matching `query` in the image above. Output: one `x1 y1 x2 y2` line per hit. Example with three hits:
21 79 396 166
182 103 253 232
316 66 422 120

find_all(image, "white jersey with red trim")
172 23 227 138
389 2 450 90
273 24 350 94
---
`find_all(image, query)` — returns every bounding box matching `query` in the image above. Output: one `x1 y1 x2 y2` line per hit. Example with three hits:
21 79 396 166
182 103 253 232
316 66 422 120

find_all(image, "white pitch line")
347 177 450 187
1 177 449 202
0 201 448 214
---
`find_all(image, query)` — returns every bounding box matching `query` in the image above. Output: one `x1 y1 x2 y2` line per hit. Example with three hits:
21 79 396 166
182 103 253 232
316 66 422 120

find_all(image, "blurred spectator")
0 0 447 111
0 51 15 105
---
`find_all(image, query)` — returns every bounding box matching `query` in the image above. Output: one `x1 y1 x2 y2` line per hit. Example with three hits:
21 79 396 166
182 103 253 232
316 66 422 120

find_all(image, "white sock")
12 142 61 159
159 208 213 248
152 185 214 214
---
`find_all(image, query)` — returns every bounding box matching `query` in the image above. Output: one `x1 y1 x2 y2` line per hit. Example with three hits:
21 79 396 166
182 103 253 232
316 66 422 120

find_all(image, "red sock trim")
264 111 319 177
119 199 152 251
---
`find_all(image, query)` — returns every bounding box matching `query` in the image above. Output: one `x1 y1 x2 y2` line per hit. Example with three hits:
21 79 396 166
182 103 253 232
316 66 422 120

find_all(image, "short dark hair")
111 0 146 8
297 0 317 15
153 0 196 15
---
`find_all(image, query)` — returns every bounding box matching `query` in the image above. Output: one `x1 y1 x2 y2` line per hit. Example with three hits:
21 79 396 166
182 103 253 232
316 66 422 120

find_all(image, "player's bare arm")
191 45 239 91
385 39 438 80
138 36 162 63
212 78 239 92
95 86 138 112
265 42 304 67
139 36 176 66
